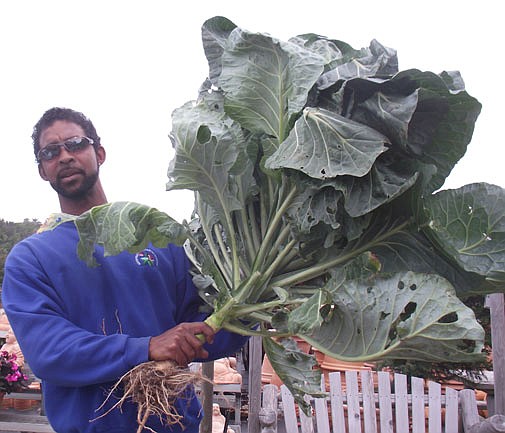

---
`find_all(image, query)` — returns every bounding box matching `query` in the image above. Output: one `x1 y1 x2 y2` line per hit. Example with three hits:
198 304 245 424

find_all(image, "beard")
50 169 99 199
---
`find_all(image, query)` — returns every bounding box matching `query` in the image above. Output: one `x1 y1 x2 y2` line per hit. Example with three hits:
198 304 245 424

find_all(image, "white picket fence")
259 370 486 433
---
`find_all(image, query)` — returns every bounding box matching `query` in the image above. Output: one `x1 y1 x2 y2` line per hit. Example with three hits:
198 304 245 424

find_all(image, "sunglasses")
37 136 94 162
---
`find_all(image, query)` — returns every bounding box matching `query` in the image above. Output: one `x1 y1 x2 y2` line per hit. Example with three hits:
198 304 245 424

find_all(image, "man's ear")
38 164 49 181
96 146 106 166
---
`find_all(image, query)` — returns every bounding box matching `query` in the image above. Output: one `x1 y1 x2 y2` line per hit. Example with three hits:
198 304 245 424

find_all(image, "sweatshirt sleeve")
2 242 151 387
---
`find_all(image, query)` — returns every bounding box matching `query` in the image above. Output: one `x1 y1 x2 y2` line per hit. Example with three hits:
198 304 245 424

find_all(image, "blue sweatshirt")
2 221 246 433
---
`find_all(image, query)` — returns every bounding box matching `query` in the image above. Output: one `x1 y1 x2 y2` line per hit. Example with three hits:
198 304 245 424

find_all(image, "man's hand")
148 322 215 366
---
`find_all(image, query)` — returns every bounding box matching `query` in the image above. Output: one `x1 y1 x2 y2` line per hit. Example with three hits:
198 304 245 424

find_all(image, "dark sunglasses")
37 136 94 162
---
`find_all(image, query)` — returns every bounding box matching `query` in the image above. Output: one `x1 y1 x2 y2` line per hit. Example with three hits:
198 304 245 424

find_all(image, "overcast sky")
1 0 502 223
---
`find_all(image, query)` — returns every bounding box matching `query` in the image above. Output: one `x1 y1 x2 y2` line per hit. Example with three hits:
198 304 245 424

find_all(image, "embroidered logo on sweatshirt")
135 248 158 267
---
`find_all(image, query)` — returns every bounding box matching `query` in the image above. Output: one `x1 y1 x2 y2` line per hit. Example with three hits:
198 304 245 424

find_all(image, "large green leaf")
287 183 344 234
262 337 324 413
201 16 237 85
265 107 389 179
332 153 419 217
331 70 481 193
316 39 398 89
392 70 482 192
287 289 332 335
169 100 246 223
71 202 184 266
371 228 488 296
289 34 358 73
219 28 326 142
302 272 485 362
423 183 505 286
352 91 418 149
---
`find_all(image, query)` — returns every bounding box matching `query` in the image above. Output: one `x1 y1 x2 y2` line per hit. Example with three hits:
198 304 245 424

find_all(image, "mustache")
57 167 85 179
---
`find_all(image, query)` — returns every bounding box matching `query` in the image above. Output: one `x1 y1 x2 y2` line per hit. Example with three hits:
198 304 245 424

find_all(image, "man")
2 107 246 433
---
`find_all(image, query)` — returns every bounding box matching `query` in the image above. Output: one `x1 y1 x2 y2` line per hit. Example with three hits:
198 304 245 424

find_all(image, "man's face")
38 120 104 199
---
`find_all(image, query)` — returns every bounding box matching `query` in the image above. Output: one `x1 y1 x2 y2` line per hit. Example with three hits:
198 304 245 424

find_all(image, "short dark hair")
32 107 101 162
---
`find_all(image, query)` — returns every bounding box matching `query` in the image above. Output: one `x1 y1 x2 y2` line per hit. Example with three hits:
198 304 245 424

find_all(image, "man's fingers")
187 322 215 342
174 339 209 366
148 321 216 363
176 342 197 365
197 347 209 360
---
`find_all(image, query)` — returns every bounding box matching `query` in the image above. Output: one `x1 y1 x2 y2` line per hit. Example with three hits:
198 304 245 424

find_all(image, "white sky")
0 0 502 223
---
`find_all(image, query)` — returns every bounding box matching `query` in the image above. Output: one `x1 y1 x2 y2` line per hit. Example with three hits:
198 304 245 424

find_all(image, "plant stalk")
213 224 233 273
272 219 412 287
253 238 297 303
252 185 297 274
247 201 261 252
263 224 292 269
235 184 257 263
196 194 232 288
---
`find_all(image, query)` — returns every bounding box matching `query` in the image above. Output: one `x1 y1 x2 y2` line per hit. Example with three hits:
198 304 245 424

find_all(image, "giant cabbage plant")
53 16 505 415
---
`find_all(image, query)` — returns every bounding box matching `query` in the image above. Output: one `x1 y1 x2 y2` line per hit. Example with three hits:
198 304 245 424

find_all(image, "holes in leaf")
380 311 390 320
320 304 332 321
399 302 417 321
398 280 405 290
458 339 477 351
367 287 373 294
320 168 326 175
409 284 417 291
197 125 211 144
387 302 417 345
438 312 458 323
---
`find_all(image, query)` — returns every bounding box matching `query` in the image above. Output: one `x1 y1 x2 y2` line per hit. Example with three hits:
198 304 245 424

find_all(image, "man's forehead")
40 120 85 144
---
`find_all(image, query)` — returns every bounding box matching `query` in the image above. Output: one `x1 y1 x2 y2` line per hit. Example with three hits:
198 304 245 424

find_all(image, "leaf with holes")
265 107 389 179
219 28 325 142
423 183 505 286
302 271 484 362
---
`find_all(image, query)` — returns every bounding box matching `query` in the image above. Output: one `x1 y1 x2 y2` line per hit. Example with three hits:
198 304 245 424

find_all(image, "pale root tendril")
92 360 206 433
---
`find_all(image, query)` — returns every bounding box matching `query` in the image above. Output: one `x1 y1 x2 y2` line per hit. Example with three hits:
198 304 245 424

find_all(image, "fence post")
248 336 263 433
200 361 214 433
488 293 505 415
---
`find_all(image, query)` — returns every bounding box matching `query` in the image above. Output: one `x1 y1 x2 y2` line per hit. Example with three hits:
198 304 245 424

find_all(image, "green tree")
0 218 41 291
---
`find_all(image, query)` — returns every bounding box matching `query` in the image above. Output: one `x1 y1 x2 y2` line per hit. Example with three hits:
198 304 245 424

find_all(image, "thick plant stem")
264 224 292 268
252 185 297 274
252 238 297 303
183 227 229 292
247 202 261 252
236 184 257 263
272 219 411 288
213 224 233 273
199 271 262 341
197 194 232 289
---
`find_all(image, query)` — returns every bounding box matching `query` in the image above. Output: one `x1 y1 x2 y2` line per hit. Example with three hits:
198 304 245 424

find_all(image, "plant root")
93 360 205 433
